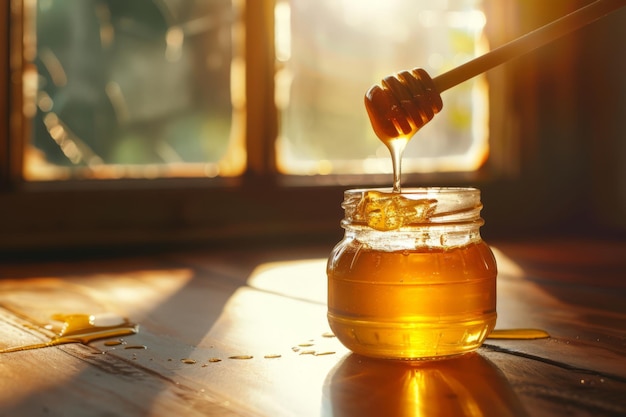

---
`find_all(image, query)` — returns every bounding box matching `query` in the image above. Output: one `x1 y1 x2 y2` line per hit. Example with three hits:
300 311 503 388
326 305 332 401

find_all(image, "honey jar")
327 187 497 359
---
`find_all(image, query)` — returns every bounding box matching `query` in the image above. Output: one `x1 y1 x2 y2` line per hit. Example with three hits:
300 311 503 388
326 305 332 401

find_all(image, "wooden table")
0 238 625 416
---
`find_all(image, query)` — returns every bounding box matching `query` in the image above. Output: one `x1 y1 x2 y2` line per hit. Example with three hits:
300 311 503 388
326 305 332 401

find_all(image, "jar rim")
341 187 483 231
344 187 480 197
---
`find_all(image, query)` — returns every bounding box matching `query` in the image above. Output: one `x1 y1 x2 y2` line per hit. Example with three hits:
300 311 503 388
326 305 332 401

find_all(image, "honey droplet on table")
314 351 336 356
181 358 197 364
264 354 282 359
228 355 253 360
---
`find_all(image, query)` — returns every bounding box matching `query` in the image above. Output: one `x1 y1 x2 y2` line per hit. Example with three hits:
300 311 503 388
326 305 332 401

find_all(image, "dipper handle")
433 0 626 93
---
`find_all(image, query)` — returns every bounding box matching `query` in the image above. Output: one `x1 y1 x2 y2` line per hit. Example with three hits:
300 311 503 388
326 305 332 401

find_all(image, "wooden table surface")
0 238 625 417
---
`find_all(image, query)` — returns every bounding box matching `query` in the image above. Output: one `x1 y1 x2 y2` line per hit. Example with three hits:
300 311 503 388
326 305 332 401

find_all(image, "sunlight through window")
275 0 489 175
23 0 244 180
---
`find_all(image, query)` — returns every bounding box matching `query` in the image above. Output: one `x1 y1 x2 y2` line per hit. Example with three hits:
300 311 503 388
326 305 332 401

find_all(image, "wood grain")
0 238 624 416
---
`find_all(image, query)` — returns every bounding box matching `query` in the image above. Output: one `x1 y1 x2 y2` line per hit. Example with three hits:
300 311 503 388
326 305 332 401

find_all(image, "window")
24 0 489 181
5 1 617 253
25 0 244 180
275 0 490 175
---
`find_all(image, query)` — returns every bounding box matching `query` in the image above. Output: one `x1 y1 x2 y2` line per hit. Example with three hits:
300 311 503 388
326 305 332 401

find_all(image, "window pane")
24 0 244 180
275 0 489 175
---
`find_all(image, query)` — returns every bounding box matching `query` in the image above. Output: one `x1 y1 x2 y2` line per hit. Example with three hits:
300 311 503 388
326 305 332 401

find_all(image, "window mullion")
2 0 27 190
244 0 278 177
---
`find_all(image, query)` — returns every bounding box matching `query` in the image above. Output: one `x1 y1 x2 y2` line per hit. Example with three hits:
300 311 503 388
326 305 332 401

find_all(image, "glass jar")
327 187 497 360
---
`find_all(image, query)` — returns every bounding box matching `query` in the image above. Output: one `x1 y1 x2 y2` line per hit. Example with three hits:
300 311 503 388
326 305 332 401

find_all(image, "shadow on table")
0 258 243 416
324 352 528 417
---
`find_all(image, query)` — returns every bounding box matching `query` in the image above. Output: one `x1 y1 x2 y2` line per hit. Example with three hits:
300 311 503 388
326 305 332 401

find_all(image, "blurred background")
1 0 625 254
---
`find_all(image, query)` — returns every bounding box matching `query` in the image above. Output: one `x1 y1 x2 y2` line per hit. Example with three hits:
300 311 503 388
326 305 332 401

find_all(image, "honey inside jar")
327 188 497 360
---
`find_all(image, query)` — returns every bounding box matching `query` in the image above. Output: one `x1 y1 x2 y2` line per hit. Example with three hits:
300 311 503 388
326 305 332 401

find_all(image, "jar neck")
341 187 485 249
342 223 483 250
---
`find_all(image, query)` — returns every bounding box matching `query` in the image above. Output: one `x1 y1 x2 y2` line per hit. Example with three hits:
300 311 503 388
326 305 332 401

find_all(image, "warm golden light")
247 258 327 304
491 246 525 279
276 1 491 175
274 2 291 62
325 353 528 417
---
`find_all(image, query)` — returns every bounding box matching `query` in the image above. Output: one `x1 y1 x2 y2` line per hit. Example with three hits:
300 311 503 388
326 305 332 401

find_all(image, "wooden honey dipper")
365 0 626 191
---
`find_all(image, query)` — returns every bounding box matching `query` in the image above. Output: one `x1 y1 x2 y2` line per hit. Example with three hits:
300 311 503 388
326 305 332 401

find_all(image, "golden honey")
0 313 138 354
364 68 443 192
364 68 442 143
327 188 497 360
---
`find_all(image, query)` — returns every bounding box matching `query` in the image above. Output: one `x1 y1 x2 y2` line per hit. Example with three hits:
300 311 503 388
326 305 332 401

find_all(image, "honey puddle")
488 328 550 340
0 313 138 354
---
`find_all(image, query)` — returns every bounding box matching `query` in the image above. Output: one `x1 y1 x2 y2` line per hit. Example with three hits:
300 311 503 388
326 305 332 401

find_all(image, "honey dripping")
0 313 138 354
364 68 442 192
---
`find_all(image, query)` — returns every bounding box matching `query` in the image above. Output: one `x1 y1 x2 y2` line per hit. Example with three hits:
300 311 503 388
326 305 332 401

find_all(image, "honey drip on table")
488 328 550 340
0 313 138 354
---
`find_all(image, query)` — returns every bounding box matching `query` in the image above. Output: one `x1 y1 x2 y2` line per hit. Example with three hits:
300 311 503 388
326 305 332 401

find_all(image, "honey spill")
208 357 222 363
488 328 550 340
124 345 147 350
0 313 138 354
181 358 197 364
264 354 282 359
228 355 253 360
